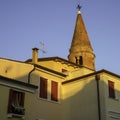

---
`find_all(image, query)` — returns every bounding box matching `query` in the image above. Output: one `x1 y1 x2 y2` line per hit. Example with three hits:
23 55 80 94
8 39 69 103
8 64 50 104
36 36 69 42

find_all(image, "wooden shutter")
40 77 47 99
108 80 115 98
51 81 58 101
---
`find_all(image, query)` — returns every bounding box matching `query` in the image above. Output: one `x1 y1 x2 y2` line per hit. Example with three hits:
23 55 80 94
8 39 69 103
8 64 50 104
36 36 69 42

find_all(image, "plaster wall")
62 76 99 120
100 73 120 120
28 70 63 120
0 59 33 83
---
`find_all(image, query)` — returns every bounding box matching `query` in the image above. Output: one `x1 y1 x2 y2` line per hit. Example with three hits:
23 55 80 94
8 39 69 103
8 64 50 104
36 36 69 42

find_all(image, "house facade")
0 5 120 120
0 75 37 120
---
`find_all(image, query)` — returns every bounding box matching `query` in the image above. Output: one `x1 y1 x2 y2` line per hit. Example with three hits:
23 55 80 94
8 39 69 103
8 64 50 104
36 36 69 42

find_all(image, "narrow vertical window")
108 80 115 98
75 56 79 64
51 81 58 101
39 77 47 99
79 56 83 65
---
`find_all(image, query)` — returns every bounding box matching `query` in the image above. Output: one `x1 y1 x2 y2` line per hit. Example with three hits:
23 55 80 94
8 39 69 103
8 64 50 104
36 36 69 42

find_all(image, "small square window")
62 69 67 73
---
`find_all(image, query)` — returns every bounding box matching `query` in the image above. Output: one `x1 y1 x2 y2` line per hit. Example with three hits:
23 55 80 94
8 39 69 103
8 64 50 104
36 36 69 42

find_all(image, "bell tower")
68 5 95 70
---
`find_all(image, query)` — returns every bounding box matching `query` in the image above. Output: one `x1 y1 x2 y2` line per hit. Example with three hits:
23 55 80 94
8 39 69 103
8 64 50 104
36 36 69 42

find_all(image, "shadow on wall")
62 76 120 120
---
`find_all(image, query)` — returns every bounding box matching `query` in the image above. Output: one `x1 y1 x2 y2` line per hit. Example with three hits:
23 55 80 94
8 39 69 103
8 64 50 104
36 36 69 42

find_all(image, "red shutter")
51 81 58 101
40 77 47 99
108 80 115 98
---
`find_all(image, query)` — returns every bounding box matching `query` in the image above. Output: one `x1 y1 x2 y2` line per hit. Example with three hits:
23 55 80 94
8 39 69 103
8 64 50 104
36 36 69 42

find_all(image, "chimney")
32 48 39 63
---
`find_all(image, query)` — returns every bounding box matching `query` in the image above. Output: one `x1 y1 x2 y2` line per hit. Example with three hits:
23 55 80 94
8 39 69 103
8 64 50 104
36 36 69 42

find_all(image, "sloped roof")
69 10 93 53
26 56 80 68
62 69 120 84
0 75 38 90
34 64 67 77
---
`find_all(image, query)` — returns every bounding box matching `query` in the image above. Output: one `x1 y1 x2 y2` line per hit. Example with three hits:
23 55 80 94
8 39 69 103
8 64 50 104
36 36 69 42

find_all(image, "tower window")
75 56 79 64
79 56 83 65
75 56 83 65
108 80 115 98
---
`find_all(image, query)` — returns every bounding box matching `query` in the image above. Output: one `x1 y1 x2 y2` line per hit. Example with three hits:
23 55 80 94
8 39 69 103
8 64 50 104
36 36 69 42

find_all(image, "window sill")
108 96 119 101
38 97 60 104
7 113 25 119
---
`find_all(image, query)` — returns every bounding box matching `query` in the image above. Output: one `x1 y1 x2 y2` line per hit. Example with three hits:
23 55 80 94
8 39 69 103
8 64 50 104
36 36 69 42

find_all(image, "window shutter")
51 81 58 101
40 77 47 99
108 80 115 98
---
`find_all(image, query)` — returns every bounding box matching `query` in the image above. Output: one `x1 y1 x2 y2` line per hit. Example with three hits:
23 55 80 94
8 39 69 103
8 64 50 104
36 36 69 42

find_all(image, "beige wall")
36 60 79 73
36 60 94 81
28 69 63 120
62 76 99 120
0 85 9 120
99 73 120 120
0 59 33 83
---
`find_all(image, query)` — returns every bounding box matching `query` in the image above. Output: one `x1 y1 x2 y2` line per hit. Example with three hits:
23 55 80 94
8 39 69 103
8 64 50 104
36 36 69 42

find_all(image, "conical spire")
68 5 95 70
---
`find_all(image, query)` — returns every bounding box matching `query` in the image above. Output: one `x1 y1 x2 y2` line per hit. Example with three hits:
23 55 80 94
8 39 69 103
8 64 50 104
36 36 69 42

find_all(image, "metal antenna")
40 41 47 57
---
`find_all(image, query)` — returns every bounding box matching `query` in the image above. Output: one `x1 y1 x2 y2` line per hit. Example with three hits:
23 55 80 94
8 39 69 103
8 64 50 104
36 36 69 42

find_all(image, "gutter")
95 74 101 120
28 65 36 84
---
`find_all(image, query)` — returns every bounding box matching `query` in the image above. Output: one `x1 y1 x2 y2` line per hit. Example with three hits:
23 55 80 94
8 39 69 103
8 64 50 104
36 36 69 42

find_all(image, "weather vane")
77 0 82 10
77 4 82 11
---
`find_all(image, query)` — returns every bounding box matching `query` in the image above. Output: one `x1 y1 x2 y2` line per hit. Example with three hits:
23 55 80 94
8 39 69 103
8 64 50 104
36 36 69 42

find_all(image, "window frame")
7 89 25 117
39 77 60 103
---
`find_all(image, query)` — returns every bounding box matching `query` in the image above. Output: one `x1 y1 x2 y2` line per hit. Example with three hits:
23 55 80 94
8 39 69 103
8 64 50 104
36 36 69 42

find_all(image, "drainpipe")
28 65 35 84
95 74 101 120
28 47 39 84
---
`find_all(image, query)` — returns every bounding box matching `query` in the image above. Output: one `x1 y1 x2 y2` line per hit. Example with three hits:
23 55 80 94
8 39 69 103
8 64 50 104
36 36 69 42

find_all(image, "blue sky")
0 0 120 74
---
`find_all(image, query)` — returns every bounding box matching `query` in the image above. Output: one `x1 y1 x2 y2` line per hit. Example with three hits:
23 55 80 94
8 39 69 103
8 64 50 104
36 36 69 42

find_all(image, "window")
75 56 83 65
108 80 115 98
8 89 25 116
62 69 67 73
79 56 83 65
39 77 47 99
51 81 58 101
39 77 59 102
